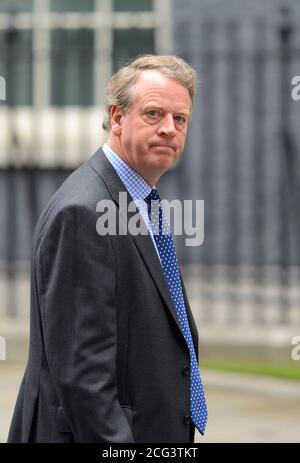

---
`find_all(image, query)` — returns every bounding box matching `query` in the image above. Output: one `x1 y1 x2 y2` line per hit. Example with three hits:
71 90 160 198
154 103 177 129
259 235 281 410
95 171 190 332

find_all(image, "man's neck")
105 140 158 188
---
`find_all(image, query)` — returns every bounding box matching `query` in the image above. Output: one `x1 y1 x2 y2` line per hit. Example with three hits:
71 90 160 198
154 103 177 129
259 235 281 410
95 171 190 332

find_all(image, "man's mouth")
150 144 176 151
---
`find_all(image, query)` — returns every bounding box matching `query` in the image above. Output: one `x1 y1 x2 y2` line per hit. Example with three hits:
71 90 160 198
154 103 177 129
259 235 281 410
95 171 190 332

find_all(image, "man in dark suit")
8 55 207 443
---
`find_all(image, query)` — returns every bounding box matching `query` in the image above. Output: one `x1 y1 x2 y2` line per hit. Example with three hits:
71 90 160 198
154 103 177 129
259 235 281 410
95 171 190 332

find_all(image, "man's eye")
175 115 187 124
147 110 159 118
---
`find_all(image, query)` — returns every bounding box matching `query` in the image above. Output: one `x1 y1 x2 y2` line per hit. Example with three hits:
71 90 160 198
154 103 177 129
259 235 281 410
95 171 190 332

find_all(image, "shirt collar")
102 143 152 201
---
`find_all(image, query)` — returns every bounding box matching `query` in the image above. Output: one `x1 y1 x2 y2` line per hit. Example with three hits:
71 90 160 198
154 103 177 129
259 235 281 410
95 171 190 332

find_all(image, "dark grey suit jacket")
8 148 198 443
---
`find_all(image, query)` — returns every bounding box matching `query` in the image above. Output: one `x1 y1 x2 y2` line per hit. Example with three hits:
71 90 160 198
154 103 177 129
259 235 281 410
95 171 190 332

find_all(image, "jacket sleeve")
37 204 134 443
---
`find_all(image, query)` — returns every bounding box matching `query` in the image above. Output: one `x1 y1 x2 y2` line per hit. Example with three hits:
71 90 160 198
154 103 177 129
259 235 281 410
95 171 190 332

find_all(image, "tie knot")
145 188 160 204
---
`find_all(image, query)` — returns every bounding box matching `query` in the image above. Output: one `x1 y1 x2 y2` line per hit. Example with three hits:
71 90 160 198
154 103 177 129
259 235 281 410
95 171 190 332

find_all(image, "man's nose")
157 114 176 137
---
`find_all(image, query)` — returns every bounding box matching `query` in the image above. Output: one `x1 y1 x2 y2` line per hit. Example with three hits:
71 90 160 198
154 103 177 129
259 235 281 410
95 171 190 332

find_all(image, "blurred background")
1 0 300 443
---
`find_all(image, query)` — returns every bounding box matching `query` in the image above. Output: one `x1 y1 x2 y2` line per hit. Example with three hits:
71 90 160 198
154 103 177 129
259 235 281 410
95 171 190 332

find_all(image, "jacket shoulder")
33 154 112 251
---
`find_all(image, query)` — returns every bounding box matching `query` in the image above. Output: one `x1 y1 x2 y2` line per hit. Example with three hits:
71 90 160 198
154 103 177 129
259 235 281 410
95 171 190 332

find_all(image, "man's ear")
110 105 123 136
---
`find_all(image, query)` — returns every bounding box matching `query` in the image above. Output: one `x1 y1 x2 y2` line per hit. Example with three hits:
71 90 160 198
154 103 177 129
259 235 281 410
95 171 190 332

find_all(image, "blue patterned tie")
144 188 208 435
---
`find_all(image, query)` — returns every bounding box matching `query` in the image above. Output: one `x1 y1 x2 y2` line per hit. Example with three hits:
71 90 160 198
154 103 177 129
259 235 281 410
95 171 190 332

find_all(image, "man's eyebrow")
143 104 163 110
143 104 190 116
176 110 190 117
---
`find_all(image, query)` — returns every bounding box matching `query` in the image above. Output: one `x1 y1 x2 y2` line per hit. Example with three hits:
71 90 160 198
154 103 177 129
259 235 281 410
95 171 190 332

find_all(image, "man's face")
109 70 191 186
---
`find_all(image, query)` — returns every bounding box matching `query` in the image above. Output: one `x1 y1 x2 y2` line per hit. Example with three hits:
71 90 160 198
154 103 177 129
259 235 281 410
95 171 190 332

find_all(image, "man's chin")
150 145 176 156
151 157 174 170
146 161 176 181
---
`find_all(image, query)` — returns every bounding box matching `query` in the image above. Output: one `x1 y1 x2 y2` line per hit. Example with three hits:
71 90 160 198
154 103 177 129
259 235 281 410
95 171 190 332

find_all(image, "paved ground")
201 371 300 443
1 365 300 443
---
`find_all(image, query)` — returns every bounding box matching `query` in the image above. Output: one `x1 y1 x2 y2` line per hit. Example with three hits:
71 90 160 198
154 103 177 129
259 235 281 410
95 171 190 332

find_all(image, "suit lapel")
180 272 199 353
89 148 196 344
130 233 185 336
